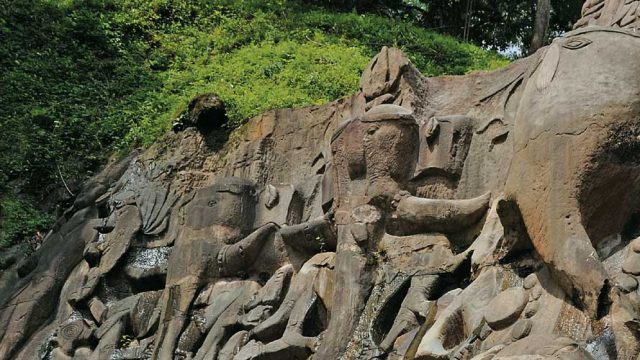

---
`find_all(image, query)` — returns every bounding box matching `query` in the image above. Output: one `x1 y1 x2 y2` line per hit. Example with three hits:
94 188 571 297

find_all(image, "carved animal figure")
6 2 640 358
152 178 279 359
504 26 640 317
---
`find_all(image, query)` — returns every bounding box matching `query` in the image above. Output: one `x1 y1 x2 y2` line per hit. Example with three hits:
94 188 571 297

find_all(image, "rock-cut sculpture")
3 1 640 359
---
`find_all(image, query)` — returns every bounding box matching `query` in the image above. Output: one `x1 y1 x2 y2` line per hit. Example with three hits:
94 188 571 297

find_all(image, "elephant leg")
315 224 373 359
536 204 608 318
152 280 199 360
283 287 319 338
251 263 321 342
504 157 609 318
193 286 258 360
250 297 296 342
380 309 416 352
236 290 321 360
416 269 499 360
193 319 229 360
380 275 437 352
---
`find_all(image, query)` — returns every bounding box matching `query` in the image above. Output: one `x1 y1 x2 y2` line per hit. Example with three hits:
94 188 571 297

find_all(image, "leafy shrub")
0 198 54 248
296 11 509 75
0 0 508 246
125 37 370 145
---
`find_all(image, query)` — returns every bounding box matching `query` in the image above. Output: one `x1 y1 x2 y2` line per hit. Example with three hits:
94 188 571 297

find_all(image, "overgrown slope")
0 0 508 248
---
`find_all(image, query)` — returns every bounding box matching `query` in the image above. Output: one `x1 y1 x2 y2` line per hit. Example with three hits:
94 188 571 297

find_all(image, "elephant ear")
535 43 560 92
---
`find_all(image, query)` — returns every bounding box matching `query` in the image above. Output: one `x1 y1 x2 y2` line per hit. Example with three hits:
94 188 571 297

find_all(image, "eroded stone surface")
4 3 640 359
484 288 528 331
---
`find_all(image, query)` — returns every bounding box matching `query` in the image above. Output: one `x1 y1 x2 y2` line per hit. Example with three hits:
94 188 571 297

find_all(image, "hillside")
5 0 640 359
0 0 507 248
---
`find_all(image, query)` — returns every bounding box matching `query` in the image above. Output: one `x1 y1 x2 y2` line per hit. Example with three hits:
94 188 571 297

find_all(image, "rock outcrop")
3 1 640 359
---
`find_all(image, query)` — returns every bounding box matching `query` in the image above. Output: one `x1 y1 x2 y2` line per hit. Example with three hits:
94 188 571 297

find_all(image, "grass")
0 0 508 248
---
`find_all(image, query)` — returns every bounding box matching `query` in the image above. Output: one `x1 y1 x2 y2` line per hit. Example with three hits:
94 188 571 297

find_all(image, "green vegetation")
305 0 583 52
0 0 507 248
0 198 54 248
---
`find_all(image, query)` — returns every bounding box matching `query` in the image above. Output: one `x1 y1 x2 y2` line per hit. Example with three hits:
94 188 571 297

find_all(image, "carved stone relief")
3 3 640 359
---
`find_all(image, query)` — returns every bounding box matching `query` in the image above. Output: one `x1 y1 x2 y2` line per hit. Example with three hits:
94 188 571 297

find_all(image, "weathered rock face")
4 2 640 359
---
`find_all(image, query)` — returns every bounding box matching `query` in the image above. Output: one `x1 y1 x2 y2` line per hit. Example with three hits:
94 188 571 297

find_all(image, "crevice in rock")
302 294 329 338
371 278 411 345
596 279 612 320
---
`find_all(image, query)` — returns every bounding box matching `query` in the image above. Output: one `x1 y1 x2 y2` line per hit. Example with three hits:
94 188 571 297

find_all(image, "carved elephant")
504 26 640 317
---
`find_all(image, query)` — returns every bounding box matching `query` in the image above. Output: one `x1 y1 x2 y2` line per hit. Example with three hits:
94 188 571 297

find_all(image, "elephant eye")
563 37 592 50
